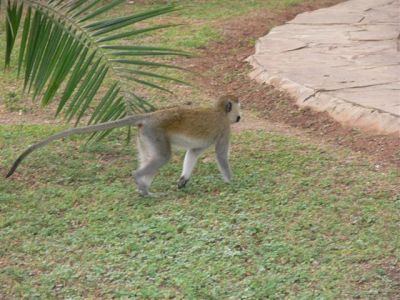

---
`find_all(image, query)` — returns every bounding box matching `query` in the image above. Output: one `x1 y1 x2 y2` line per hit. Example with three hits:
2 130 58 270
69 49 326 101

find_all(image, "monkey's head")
217 95 241 124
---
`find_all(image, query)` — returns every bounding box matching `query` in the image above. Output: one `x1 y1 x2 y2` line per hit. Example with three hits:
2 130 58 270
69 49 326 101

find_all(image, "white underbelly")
169 134 211 149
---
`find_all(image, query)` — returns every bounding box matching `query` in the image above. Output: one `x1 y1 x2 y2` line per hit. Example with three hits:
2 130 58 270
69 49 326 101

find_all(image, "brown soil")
182 0 400 168
0 103 62 125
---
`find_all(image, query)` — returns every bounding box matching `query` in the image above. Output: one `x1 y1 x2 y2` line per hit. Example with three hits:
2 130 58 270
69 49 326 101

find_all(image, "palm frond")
5 1 23 67
2 0 190 140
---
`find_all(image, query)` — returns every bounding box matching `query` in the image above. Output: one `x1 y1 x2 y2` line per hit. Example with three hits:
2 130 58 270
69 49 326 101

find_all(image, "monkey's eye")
225 102 232 113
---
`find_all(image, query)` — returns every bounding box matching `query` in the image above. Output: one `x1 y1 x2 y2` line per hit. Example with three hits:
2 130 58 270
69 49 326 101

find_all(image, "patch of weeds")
161 25 222 49
4 91 28 113
223 70 242 84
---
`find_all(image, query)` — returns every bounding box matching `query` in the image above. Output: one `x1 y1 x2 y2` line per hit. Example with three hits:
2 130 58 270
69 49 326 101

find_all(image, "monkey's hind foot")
138 191 168 198
134 175 151 197
177 176 189 189
138 189 151 197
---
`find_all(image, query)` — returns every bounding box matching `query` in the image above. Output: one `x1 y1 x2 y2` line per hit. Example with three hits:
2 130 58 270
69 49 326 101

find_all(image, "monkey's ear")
225 101 232 113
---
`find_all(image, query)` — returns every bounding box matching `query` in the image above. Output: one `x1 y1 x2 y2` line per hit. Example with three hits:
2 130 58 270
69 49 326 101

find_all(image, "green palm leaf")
2 0 189 140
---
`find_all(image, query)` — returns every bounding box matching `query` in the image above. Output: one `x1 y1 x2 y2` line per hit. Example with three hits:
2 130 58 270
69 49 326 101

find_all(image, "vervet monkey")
6 95 241 196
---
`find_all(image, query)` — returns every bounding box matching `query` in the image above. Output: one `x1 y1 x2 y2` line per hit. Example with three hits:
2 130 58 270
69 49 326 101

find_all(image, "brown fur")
141 95 239 139
6 95 241 196
158 107 229 139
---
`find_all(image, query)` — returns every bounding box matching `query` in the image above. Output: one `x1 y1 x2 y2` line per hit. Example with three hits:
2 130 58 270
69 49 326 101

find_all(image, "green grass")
116 0 310 49
1 0 399 298
1 126 399 298
130 0 308 20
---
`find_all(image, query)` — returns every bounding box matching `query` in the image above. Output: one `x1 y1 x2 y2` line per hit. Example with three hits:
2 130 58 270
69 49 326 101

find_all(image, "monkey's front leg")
178 148 204 189
215 135 232 183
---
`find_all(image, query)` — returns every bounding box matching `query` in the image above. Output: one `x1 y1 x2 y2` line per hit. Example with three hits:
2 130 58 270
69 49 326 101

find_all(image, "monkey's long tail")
6 115 146 178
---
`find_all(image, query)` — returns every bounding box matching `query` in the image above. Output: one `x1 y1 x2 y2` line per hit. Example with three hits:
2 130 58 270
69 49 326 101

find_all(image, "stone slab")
247 0 400 135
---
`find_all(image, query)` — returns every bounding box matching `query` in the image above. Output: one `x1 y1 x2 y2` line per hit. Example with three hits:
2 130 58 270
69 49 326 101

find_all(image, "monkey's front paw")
177 176 189 189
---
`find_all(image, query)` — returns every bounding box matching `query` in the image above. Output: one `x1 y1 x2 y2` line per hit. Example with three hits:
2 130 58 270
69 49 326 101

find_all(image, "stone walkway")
247 0 400 135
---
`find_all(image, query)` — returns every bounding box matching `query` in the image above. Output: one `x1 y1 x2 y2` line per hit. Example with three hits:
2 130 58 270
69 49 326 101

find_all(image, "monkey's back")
149 107 229 148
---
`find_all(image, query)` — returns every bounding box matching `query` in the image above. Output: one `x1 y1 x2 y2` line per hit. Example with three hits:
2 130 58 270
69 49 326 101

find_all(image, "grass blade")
109 50 189 57
75 65 109 124
17 6 31 76
41 39 83 105
56 48 92 116
66 0 88 13
79 0 125 23
65 57 102 121
110 59 184 70
85 5 177 31
71 0 101 18
117 69 189 86
95 24 178 42
5 1 23 67
88 82 119 124
23 9 43 91
102 45 191 57
90 93 122 125
122 75 172 94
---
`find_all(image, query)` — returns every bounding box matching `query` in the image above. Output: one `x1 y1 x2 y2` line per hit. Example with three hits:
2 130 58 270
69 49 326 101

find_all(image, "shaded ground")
182 0 400 167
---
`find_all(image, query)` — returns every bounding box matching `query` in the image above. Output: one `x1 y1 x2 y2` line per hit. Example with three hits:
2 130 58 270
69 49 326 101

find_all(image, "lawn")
1 125 399 298
1 0 399 299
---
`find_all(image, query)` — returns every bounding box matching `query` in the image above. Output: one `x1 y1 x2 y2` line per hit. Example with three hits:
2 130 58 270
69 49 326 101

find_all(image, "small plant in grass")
4 91 28 112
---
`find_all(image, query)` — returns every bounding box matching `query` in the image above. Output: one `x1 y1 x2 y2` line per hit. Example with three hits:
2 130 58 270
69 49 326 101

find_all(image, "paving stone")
247 0 400 135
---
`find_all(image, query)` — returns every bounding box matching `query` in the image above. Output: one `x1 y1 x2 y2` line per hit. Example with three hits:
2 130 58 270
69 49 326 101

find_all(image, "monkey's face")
226 100 241 124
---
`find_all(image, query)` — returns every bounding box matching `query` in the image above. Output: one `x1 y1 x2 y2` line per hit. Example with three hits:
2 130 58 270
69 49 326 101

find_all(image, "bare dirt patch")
182 0 400 167
385 263 400 296
0 103 62 125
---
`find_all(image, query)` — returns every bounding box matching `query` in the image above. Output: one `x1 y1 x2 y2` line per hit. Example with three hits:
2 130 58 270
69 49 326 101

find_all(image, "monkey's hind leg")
136 135 156 193
178 148 204 189
134 128 171 196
